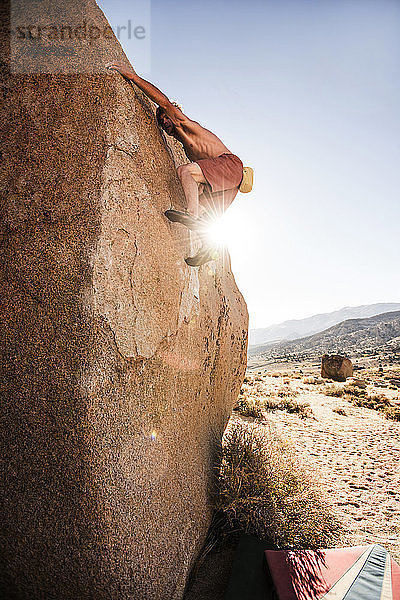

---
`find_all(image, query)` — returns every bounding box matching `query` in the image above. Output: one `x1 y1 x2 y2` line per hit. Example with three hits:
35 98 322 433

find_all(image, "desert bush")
333 407 347 416
262 396 310 415
359 394 390 408
302 377 321 385
263 397 312 418
343 384 367 398
346 391 399 421
324 385 344 397
276 386 299 398
270 371 290 378
215 420 342 548
280 398 313 418
236 394 312 419
235 394 264 420
262 397 282 411
385 406 400 421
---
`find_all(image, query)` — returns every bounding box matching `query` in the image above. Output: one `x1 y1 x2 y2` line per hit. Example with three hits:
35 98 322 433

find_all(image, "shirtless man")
107 62 244 266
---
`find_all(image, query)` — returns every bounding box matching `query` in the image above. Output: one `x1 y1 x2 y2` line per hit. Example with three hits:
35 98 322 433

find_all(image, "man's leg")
176 163 207 217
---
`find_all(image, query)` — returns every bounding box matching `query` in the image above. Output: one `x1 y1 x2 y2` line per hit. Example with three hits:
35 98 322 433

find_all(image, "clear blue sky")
100 0 400 329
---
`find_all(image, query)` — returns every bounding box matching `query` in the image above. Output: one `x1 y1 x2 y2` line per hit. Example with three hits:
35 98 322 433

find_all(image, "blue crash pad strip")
344 544 388 600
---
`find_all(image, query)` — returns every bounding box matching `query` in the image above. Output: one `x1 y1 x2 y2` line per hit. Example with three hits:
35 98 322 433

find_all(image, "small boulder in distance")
321 354 354 382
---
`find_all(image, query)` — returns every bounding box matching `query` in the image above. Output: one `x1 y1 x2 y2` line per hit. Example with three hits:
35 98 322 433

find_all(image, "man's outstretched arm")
107 62 186 123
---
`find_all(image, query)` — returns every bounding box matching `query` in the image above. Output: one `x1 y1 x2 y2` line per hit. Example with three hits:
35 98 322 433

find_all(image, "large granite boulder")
321 354 353 382
0 2 248 598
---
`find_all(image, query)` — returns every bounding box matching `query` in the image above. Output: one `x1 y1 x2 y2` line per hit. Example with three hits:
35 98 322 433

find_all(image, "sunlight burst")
204 216 233 248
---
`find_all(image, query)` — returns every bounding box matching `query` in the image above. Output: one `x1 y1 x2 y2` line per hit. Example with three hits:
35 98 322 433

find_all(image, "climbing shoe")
164 209 201 231
185 244 220 267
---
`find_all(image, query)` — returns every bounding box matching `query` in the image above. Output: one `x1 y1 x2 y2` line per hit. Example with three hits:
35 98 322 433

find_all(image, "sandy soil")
253 373 400 562
184 367 400 599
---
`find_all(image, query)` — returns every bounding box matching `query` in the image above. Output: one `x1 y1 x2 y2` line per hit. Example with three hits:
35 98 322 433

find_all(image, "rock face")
0 2 248 599
321 355 353 382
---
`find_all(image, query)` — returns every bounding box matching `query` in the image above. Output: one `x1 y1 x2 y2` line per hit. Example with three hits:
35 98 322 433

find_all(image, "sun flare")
204 215 234 248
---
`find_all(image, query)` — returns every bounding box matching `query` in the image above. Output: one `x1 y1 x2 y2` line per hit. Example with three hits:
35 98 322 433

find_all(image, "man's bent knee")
176 164 186 178
177 162 206 183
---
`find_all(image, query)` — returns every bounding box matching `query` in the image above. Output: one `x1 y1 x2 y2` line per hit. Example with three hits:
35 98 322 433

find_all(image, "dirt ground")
184 362 400 599
257 372 400 562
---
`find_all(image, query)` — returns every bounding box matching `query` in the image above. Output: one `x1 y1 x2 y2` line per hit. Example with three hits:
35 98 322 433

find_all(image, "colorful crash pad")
265 544 400 600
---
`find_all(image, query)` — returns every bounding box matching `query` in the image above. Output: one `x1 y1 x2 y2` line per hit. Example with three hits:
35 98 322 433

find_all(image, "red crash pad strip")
392 558 400 600
264 546 371 600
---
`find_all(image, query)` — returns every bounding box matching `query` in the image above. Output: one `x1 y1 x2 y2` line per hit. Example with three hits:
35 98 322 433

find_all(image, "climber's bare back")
157 110 231 162
106 62 231 162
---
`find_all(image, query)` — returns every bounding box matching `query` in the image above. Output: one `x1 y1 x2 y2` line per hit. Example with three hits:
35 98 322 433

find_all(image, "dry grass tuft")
324 383 400 421
235 387 312 420
276 385 299 398
280 398 313 418
343 383 367 398
385 406 400 421
303 377 322 385
263 396 313 419
214 419 342 549
235 395 264 420
324 385 345 397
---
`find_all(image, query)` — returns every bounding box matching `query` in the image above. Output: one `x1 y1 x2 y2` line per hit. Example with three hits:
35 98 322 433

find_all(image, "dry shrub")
352 393 390 409
324 385 344 397
237 386 312 419
343 383 367 398
270 371 290 378
263 396 312 419
253 382 266 395
280 398 313 418
235 394 264 420
343 388 399 421
303 377 324 385
333 407 347 416
276 386 299 398
262 397 282 411
215 419 342 549
385 406 400 421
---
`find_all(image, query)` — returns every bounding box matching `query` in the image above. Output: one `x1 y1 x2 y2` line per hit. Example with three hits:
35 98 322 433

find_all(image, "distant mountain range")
249 303 400 347
248 310 400 361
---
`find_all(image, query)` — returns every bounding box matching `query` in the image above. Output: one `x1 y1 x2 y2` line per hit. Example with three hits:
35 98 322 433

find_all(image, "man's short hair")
156 105 166 127
156 102 183 130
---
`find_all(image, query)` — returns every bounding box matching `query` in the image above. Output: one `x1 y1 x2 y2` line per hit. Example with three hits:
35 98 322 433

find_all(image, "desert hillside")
249 303 400 346
249 310 400 365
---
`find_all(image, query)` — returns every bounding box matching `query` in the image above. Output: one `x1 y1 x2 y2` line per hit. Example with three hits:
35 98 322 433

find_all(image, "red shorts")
196 153 243 215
